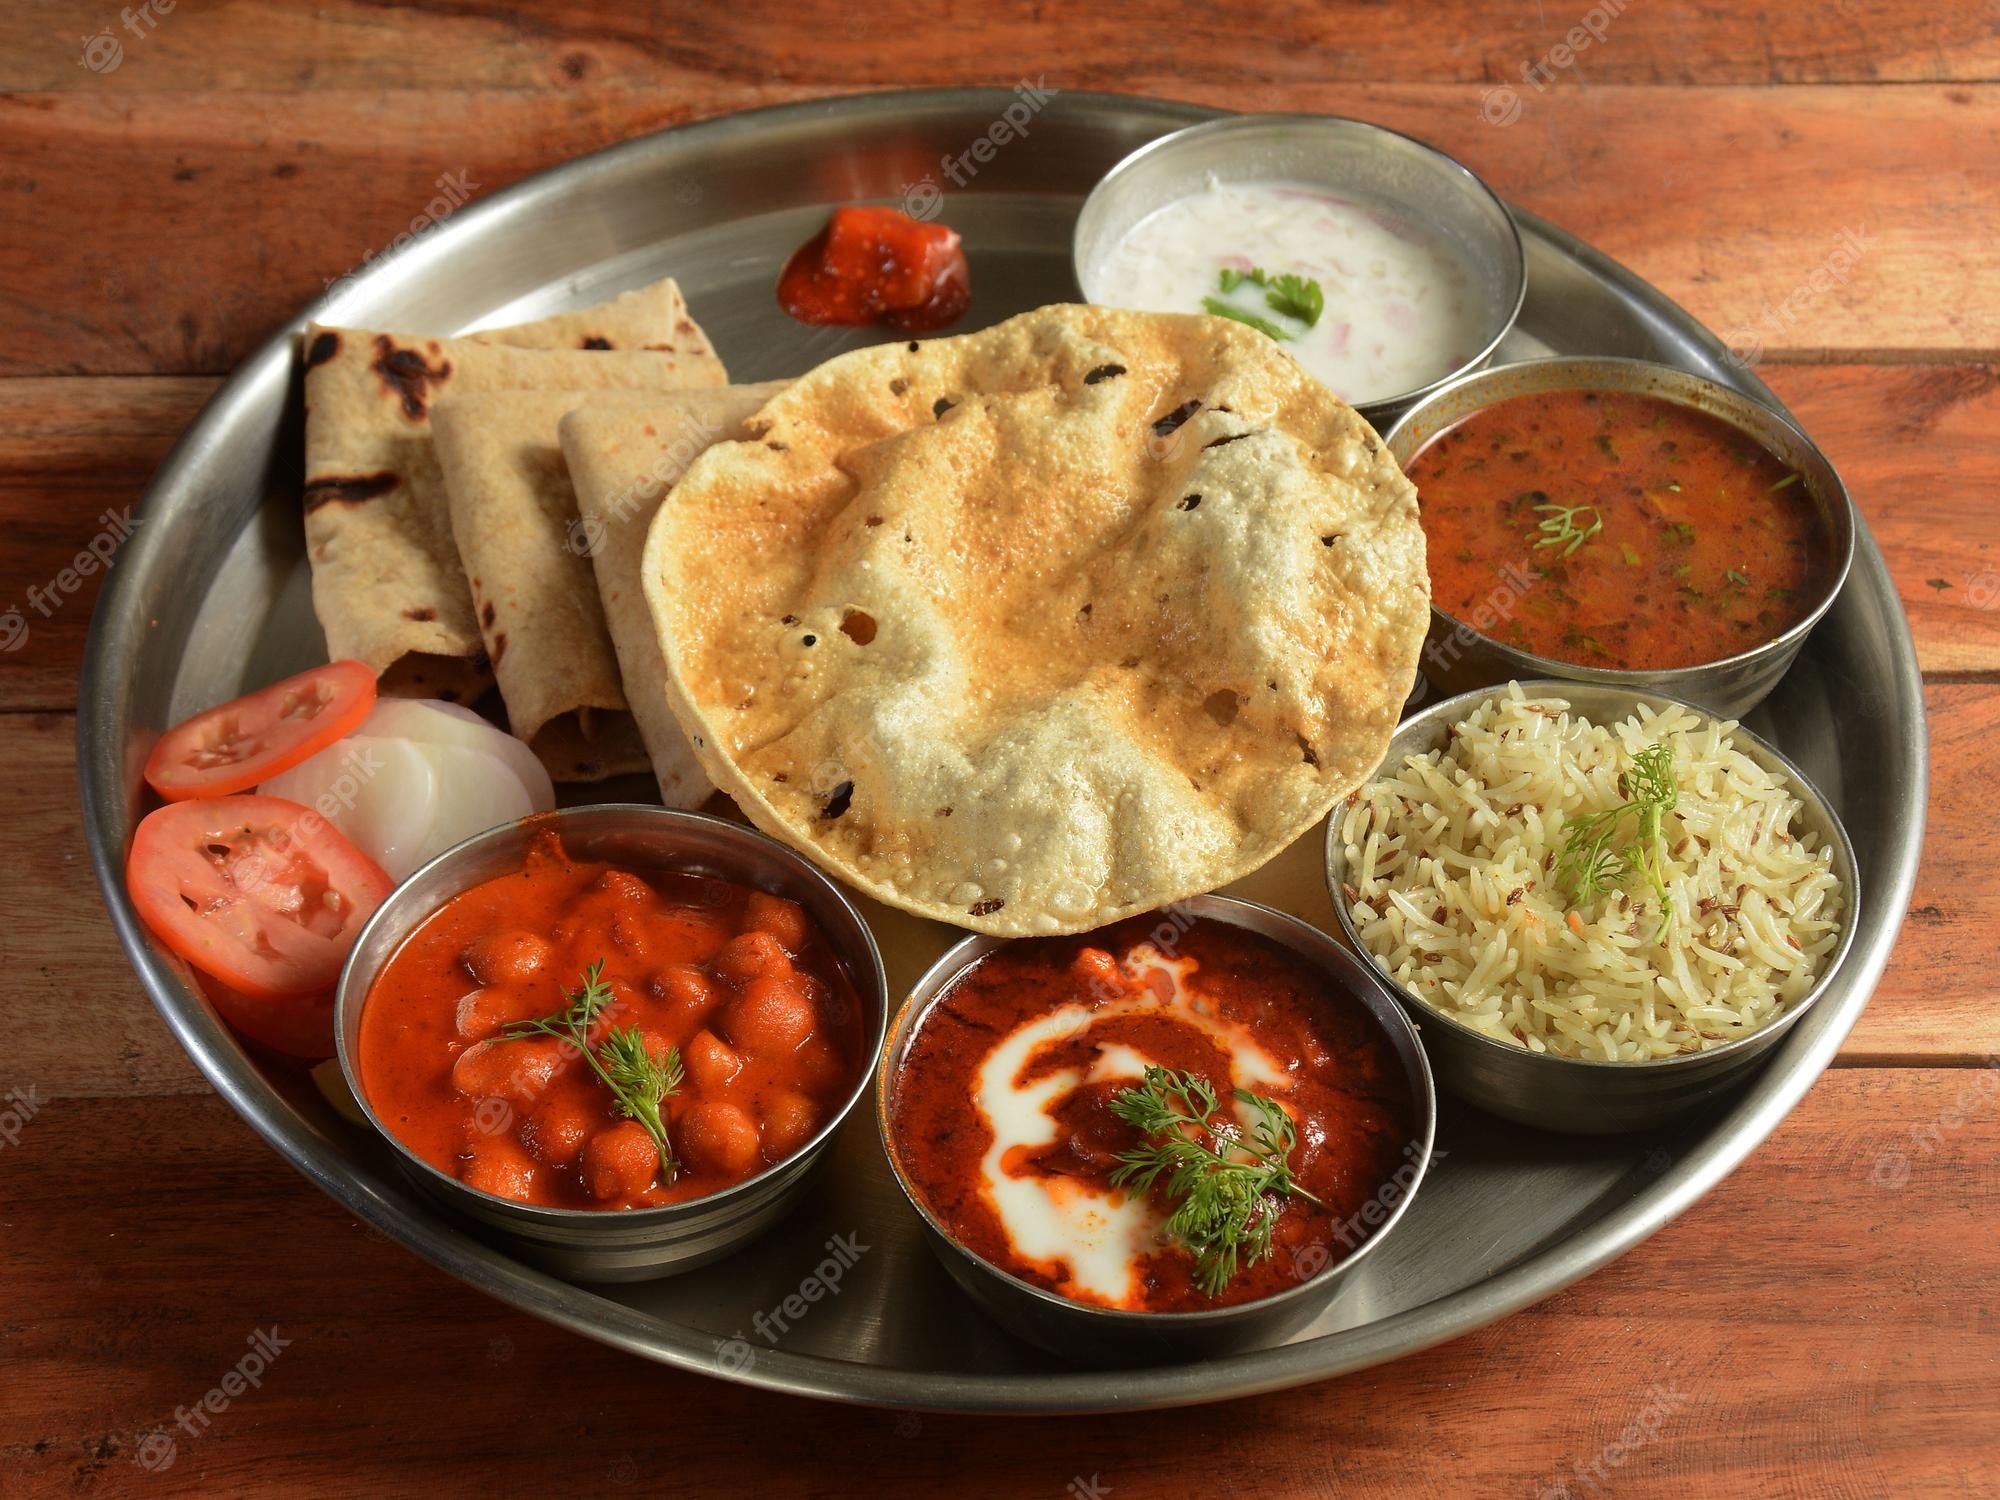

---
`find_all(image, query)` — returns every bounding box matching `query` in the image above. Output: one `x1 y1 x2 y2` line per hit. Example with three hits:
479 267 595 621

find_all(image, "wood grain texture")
10 680 1990 1100
1 80 1995 375
0 366 1994 713
2 1070 1993 1497
23 0 2000 94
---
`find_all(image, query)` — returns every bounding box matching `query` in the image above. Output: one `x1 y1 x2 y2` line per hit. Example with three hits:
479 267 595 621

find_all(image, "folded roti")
559 383 790 804
642 304 1429 936
469 278 720 356
430 391 658 780
301 281 725 704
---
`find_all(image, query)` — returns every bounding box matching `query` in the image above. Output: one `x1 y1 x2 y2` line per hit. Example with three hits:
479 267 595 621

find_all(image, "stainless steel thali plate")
79 89 1927 1414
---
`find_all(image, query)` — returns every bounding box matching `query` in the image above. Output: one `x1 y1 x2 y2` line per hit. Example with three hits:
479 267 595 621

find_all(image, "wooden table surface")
5 3 1997 1494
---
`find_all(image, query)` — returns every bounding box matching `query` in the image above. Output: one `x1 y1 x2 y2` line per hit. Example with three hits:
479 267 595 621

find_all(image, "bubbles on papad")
641 304 1430 935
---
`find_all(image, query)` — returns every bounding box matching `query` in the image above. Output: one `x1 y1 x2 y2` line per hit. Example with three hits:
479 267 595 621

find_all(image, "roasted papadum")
643 304 1428 935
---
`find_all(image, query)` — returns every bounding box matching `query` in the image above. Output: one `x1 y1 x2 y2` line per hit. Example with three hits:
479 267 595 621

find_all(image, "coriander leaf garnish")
1201 296 1294 341
1108 1065 1324 1298
1530 502 1604 557
1260 272 1324 328
1210 267 1325 333
497 959 682 1181
1555 742 1679 940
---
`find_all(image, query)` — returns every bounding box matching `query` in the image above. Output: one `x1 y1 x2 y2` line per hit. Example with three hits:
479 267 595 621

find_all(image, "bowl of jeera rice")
1326 681 1856 1133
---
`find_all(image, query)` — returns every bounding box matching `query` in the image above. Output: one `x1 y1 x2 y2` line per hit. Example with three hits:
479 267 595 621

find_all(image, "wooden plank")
1 357 1995 714
1 1070 1993 1494
22 0 2000 93
14 683 1991 1101
0 713 205 1099
1846 682 2000 1063
0 84 1995 377
0 377 214 713
1763 364 2000 676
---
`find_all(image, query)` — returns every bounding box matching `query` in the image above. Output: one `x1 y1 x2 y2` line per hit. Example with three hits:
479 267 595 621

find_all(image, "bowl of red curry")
334 805 886 1281
1386 356 1856 719
877 895 1437 1364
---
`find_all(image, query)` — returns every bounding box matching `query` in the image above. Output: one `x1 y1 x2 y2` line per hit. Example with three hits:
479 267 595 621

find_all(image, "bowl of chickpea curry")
335 805 886 1281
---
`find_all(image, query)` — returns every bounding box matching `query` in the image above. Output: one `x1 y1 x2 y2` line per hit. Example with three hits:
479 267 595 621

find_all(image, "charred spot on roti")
1321 533 1340 546
801 634 817 647
969 898 1005 917
370 336 452 420
1179 494 1201 511
491 632 508 663
1204 432 1251 450
865 515 884 528
403 605 437 622
766 440 789 451
302 471 399 511
1083 363 1126 385
1150 398 1202 437
820 781 854 820
933 397 956 418
1203 689 1241 727
480 601 497 629
840 609 878 645
889 377 910 396
907 341 920 353
781 614 800 626
580 336 613 350
1297 734 1320 767
304 330 341 369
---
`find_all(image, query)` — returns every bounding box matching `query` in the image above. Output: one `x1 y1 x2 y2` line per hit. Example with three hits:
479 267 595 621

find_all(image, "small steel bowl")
1071 113 1525 426
875 894 1437 1365
1326 681 1860 1134
1382 356 1858 720
335 804 888 1282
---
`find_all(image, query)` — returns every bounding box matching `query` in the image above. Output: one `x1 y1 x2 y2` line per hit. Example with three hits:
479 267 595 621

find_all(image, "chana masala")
887 914 1419 1313
1411 388 1838 671
357 832 865 1210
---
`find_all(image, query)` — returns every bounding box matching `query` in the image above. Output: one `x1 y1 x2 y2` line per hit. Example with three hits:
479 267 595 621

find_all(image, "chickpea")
723 975 816 1057
453 986 539 1042
651 964 717 1025
759 1089 821 1162
461 931 553 986
743 891 812 954
683 1030 743 1091
712 929 792 983
450 1037 563 1104
675 1100 761 1178
522 1097 598 1167
581 1120 660 1202
460 1140 537 1201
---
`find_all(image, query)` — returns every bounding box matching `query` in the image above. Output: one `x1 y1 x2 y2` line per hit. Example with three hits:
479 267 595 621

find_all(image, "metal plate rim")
78 87 1928 1414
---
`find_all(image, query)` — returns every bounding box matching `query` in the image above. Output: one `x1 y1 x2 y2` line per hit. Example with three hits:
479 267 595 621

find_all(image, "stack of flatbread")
300 276 773 792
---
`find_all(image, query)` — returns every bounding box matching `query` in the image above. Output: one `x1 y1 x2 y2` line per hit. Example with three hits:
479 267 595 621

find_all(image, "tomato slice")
143 660 377 801
127 795 394 1000
198 974 337 1060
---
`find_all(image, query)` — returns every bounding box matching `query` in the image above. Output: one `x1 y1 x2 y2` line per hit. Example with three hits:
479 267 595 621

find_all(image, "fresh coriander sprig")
497 959 683 1181
1531 502 1604 557
1555 742 1680 940
1207 266 1326 340
1108 1066 1324 1298
1201 297 1294 340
